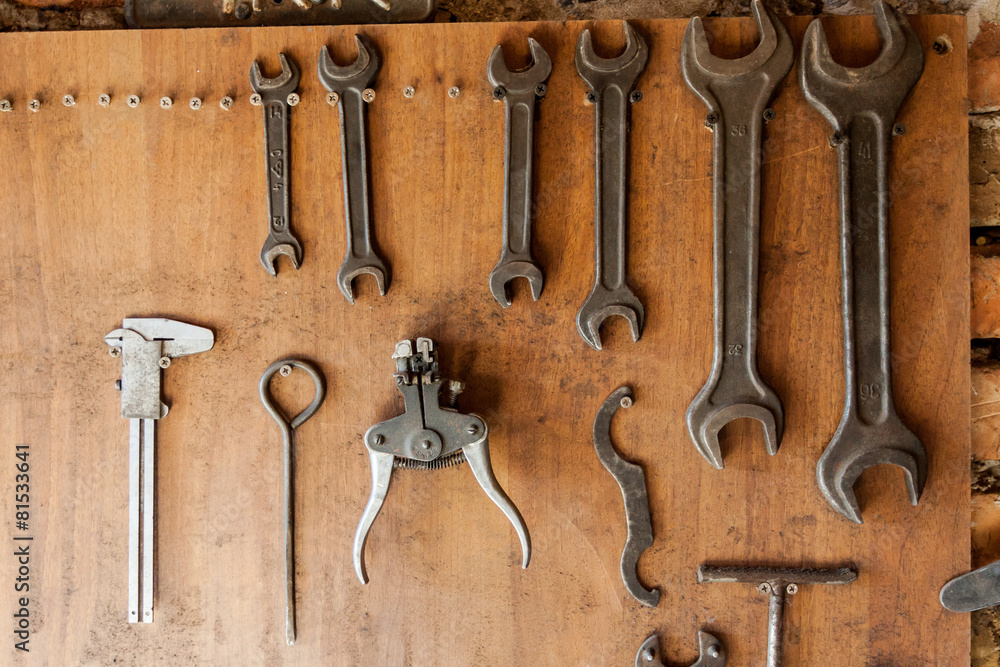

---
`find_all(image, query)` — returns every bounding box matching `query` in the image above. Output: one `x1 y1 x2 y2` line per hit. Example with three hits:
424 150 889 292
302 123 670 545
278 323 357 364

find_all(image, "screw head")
763 108 776 122
373 434 384 446
535 83 547 98
786 583 798 594
893 123 906 136
250 93 262 106
158 356 171 369
127 95 141 108
159 96 173 109
829 130 845 146
705 112 718 127
757 582 772 595
62 94 76 107
279 364 292 377
448 86 460 99
0 100 11 112
620 396 633 409
492 86 506 101
286 92 300 106
642 647 655 662
189 97 203 110
219 96 233 110
466 424 479 435
234 1 251 19
629 90 643 103
932 35 953 55
98 94 111 107
326 91 340 106
403 86 415 98
28 99 40 112
419 439 432 450
362 88 375 103
109 347 121 358
585 91 597 104
708 645 720 659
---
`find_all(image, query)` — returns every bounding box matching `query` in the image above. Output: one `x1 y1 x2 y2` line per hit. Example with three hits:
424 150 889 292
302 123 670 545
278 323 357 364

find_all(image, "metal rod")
141 418 155 623
128 418 140 623
283 418 295 645
766 582 785 667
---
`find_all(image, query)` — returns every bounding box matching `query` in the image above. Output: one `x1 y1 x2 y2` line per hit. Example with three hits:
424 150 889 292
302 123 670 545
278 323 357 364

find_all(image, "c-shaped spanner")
487 38 552 308
682 1 792 469
575 22 649 351
801 0 926 523
251 54 303 276
319 36 391 304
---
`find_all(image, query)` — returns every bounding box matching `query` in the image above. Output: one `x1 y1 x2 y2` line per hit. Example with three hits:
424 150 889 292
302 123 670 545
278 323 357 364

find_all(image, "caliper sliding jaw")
353 338 530 584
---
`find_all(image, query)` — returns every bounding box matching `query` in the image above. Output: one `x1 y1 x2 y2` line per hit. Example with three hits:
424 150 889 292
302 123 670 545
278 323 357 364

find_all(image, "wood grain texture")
0 15 969 665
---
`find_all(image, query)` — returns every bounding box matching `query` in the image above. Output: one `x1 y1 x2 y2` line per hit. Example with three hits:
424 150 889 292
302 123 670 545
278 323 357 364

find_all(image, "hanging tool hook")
259 359 326 646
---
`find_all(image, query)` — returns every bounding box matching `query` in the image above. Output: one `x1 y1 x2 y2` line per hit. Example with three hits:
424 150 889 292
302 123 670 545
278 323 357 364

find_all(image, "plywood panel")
0 15 969 665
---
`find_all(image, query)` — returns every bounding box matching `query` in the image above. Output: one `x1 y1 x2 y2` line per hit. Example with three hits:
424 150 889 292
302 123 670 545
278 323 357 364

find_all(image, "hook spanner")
801 0 927 523
682 0 792 469
319 36 391 304
635 631 726 667
575 21 649 351
487 38 552 308
250 53 303 276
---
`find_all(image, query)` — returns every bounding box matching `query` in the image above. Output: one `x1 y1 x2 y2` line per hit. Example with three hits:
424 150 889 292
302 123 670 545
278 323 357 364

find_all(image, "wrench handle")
839 118 894 426
593 87 630 292
338 89 376 262
263 98 294 242
501 90 539 262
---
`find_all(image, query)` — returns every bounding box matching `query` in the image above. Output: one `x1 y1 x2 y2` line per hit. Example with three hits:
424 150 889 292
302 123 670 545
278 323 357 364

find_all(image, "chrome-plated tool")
574 21 648 351
353 337 529 584
593 386 658 607
259 359 326 646
635 632 726 667
698 565 856 667
682 0 791 469
318 36 391 304
250 53 303 276
940 561 1000 612
105 318 214 623
487 38 551 308
801 0 927 523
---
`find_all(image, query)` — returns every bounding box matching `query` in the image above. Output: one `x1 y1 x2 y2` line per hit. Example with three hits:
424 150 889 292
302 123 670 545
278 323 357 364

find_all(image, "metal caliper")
105 318 214 623
353 337 530 584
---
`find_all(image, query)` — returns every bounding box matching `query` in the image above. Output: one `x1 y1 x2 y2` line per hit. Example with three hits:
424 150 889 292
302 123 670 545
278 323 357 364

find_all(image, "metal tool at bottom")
698 565 856 667
260 359 326 645
941 561 1000 612
593 386 658 606
105 318 214 623
636 632 726 667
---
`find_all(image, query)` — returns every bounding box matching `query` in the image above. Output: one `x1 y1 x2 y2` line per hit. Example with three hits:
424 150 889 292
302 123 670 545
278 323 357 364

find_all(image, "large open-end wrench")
487 38 552 308
250 53 303 276
318 36 390 304
801 0 926 523
575 22 648 351
681 1 792 470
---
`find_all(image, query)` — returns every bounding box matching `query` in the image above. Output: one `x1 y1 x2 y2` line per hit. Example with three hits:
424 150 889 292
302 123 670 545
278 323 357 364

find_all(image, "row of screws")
1 85 462 113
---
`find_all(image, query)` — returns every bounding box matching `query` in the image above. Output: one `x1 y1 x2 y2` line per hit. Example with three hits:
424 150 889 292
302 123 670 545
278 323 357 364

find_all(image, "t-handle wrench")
250 53 303 276
487 38 552 308
682 1 792 470
318 36 390 304
801 0 926 523
575 21 648 351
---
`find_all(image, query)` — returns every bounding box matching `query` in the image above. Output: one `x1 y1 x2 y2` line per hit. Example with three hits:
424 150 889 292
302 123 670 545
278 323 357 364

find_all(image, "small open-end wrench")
681 1 792 470
593 386 658 607
801 0 926 523
635 632 726 667
575 22 648 351
250 53 303 276
318 36 390 304
487 38 552 308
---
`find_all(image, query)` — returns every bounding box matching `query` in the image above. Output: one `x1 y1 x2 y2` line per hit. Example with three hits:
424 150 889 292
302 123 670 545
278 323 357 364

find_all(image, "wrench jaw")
686 387 784 470
317 36 380 92
800 1 924 129
576 288 645 352
489 261 544 308
260 241 303 277
487 39 553 94
249 53 301 94
337 260 389 304
575 21 648 88
816 417 927 523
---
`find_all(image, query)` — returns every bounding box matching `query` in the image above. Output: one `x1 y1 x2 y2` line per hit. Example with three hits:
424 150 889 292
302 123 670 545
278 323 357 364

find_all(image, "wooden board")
0 15 969 665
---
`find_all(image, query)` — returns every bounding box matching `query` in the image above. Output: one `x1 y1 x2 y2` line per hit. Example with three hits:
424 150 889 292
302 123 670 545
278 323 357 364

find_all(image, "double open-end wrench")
593 386 658 607
318 36 390 304
635 632 726 667
105 318 214 623
487 38 552 308
801 0 926 523
681 1 792 470
250 53 303 276
575 22 648 351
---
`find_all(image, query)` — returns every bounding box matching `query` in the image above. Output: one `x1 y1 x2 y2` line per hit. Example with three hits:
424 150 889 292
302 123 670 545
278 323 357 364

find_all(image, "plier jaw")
353 338 531 584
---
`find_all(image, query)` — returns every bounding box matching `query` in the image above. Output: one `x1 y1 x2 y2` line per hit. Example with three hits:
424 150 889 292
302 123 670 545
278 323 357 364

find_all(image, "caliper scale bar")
106 318 214 623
